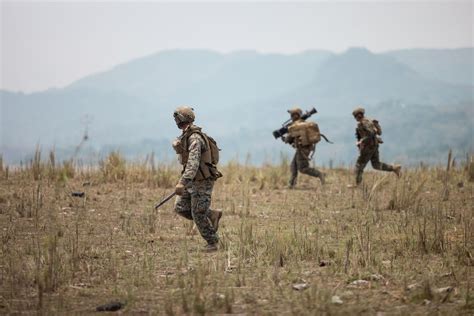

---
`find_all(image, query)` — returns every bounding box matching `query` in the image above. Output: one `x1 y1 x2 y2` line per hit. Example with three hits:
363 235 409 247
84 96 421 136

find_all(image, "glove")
175 183 185 196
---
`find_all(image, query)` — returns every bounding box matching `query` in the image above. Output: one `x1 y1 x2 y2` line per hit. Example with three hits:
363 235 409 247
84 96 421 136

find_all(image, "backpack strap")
182 127 214 180
188 130 212 164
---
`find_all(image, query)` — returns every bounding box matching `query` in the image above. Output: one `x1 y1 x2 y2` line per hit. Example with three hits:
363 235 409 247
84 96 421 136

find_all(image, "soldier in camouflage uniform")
283 108 325 188
172 106 222 252
353 107 401 185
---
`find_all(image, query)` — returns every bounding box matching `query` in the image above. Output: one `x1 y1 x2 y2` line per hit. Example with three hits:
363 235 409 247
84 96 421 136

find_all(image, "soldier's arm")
355 128 364 149
180 133 204 185
355 127 361 141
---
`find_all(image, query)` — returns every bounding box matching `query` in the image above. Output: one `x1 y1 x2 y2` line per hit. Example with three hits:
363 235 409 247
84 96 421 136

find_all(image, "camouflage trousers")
356 146 394 184
174 178 218 245
289 146 323 187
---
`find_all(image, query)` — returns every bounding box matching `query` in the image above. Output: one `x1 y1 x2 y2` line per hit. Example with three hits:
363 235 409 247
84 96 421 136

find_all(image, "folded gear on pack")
287 121 321 147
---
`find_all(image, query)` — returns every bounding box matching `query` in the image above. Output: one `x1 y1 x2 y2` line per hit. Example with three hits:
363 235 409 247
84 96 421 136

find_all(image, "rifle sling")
320 134 334 144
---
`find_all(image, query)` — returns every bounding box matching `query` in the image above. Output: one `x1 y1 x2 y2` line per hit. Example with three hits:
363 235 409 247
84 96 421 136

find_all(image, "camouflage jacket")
355 117 380 146
179 131 207 185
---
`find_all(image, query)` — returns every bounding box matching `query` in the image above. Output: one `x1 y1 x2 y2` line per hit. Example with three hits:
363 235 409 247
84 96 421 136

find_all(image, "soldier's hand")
175 183 185 196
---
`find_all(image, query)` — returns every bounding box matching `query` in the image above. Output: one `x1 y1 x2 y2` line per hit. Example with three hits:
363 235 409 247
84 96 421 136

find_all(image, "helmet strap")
178 121 191 129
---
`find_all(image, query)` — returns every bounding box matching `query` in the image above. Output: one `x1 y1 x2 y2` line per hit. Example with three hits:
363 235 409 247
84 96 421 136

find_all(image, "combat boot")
288 178 297 189
393 165 402 178
209 210 223 232
202 243 218 252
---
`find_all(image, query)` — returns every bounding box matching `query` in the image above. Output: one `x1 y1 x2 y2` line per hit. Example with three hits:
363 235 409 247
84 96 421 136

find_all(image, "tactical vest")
357 118 382 146
173 125 221 181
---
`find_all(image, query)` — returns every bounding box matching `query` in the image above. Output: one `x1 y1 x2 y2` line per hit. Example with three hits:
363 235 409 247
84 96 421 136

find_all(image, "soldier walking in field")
352 107 401 185
283 107 326 188
171 106 223 252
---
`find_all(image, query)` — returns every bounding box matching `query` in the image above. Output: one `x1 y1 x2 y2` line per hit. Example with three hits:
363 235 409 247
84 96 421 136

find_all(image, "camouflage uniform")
355 117 395 184
286 119 323 187
174 129 218 245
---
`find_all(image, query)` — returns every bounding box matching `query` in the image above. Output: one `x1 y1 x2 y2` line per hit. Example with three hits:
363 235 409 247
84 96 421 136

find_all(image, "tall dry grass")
0 149 472 314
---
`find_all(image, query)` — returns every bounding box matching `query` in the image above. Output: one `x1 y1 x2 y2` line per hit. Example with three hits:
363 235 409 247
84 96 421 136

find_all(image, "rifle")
154 191 176 210
272 107 317 139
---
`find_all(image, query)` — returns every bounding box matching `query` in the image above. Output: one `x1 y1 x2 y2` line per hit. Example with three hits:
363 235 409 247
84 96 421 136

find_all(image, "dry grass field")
0 151 473 315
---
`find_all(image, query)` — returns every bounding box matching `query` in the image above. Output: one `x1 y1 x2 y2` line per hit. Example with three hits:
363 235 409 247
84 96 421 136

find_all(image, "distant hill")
68 49 332 103
296 48 472 113
228 47 473 128
386 48 474 86
1 47 473 165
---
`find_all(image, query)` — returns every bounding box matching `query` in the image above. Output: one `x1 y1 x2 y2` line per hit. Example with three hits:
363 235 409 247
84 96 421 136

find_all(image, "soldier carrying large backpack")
171 106 223 252
352 107 401 185
282 107 327 188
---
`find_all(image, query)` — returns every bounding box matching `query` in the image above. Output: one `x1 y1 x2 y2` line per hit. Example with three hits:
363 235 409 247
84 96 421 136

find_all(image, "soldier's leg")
297 150 322 178
190 179 218 245
174 189 193 220
208 209 223 232
289 152 298 187
355 149 371 185
370 147 394 172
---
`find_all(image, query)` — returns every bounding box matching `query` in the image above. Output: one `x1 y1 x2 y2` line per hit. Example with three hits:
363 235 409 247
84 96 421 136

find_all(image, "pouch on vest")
372 119 382 136
198 133 222 179
371 119 384 144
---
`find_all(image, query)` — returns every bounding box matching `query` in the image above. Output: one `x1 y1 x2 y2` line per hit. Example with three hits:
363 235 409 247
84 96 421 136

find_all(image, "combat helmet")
352 107 365 117
173 106 195 126
287 107 303 117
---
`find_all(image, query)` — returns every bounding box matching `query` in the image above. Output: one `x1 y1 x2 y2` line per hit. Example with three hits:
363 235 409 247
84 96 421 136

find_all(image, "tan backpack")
288 121 321 146
195 131 222 179
199 132 220 165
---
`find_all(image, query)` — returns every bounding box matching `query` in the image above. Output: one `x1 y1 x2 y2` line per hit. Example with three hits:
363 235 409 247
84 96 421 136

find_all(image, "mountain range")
1 47 473 165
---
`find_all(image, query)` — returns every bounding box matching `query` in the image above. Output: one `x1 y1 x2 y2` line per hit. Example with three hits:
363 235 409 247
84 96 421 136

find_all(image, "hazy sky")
1 1 472 92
